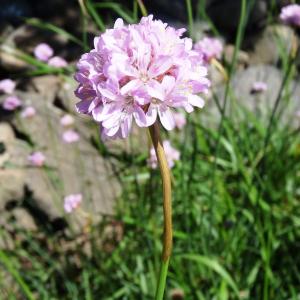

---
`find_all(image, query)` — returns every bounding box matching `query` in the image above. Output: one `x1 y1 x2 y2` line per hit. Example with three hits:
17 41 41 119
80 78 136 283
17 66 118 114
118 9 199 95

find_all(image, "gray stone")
0 169 25 211
248 25 296 65
11 208 37 231
207 65 300 128
224 45 250 70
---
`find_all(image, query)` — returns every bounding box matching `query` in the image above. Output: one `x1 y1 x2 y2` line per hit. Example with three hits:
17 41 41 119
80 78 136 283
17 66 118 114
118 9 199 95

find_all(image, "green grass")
1 0 300 299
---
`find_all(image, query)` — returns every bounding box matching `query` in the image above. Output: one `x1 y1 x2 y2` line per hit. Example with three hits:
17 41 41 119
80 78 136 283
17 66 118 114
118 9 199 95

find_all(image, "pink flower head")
48 56 68 68
194 37 223 63
62 130 80 143
34 43 54 62
60 114 75 127
28 151 46 167
173 112 186 129
21 106 36 118
280 4 300 27
0 79 16 94
74 15 210 140
251 81 268 93
64 194 82 213
148 140 180 169
2 96 22 111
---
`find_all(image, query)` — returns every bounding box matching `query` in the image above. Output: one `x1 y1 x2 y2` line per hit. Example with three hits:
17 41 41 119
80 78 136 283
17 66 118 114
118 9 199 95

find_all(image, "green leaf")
179 254 240 298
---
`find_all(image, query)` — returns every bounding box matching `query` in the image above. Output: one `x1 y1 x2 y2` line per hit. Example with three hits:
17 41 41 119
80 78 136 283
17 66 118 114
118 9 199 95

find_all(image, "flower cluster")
21 106 36 118
28 151 46 167
74 15 210 140
280 4 300 27
2 96 22 111
34 43 68 68
148 140 180 169
194 37 223 64
251 81 268 94
0 79 16 94
64 194 82 213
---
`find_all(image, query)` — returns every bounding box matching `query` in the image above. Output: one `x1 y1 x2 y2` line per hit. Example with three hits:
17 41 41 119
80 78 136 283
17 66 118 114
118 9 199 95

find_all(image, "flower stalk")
149 121 173 300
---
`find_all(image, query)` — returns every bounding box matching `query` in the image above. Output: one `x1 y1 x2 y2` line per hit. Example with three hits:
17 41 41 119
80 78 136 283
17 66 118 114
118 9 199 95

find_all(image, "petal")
120 115 132 138
148 56 173 78
98 86 117 101
120 79 142 95
145 105 158 126
158 106 175 131
133 106 147 127
161 76 175 95
114 18 124 28
75 100 92 114
147 80 164 101
102 111 121 128
188 94 205 108
183 103 194 113
105 125 120 137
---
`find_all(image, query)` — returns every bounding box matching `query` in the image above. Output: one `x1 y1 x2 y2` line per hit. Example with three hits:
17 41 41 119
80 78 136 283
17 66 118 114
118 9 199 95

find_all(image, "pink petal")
133 106 147 127
145 105 158 126
148 56 173 78
158 106 175 130
120 79 142 95
188 94 205 108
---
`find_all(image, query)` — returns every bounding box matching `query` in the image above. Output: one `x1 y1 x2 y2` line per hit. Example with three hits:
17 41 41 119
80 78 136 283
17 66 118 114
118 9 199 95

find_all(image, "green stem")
136 0 147 17
149 122 173 300
155 258 170 300
185 0 193 38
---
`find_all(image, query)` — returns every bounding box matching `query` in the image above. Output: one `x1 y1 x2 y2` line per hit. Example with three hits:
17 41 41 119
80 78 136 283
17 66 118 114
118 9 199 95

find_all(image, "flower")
28 152 46 167
21 106 36 118
34 43 54 61
0 79 16 94
148 140 180 169
2 96 22 110
251 81 268 93
280 4 300 27
48 56 68 68
74 15 210 140
62 130 80 143
60 114 75 127
64 194 82 213
173 112 186 129
194 37 223 63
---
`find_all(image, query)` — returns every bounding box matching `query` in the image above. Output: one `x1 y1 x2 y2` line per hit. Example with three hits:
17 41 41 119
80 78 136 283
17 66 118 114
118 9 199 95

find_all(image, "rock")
248 25 296 65
0 77 121 231
204 65 300 128
224 45 249 70
0 169 25 211
11 208 37 231
0 123 15 167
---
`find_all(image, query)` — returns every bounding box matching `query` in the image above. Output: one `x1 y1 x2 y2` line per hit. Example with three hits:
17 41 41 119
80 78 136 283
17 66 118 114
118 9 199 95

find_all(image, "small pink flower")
280 4 300 27
2 96 22 111
194 37 223 63
173 112 186 129
34 43 54 62
148 140 180 169
74 16 210 140
295 110 300 118
60 114 75 127
28 152 46 167
0 79 16 94
21 106 36 118
64 194 82 213
62 130 80 143
48 56 68 68
251 81 268 93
